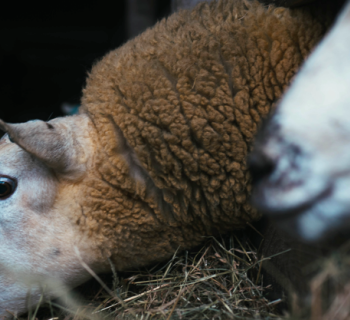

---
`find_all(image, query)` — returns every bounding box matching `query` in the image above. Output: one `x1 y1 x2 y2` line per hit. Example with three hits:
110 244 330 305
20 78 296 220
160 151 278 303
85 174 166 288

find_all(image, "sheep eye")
0 177 16 199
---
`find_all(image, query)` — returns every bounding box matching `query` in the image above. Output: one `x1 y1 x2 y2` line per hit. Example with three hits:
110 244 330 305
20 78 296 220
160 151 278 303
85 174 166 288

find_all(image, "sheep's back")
80 0 326 269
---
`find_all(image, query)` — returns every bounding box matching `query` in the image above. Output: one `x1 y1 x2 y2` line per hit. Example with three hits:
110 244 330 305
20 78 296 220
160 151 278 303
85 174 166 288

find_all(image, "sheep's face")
0 115 104 318
250 0 350 242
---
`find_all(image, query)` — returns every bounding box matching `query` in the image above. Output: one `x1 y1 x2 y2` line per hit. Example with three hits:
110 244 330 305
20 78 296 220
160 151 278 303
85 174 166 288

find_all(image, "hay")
23 232 285 320
18 236 350 320
19 233 350 320
17 231 350 320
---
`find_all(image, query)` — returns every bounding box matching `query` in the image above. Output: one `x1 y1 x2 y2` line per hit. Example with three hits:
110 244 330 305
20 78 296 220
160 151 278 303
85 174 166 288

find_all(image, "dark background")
2 0 343 124
0 0 172 123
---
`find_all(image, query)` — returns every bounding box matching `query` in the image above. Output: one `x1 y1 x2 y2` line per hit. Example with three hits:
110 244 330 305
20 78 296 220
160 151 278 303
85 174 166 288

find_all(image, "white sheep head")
0 115 107 317
250 0 350 242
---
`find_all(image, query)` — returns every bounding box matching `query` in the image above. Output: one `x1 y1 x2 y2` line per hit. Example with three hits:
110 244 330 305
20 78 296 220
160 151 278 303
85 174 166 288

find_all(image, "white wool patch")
259 1 350 241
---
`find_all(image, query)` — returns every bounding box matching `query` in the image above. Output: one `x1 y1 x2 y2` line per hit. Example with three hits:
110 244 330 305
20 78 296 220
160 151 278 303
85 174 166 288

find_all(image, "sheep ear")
0 118 87 179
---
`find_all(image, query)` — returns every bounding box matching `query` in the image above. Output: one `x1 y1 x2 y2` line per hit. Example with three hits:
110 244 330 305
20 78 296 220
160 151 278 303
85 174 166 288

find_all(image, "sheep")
250 0 350 242
0 0 339 316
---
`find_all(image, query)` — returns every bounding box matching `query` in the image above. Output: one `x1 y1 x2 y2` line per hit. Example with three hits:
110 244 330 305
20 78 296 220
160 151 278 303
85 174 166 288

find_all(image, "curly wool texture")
80 0 326 270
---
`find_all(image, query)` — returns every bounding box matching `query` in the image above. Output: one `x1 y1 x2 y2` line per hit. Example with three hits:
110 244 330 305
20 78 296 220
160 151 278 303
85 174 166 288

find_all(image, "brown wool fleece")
80 0 327 270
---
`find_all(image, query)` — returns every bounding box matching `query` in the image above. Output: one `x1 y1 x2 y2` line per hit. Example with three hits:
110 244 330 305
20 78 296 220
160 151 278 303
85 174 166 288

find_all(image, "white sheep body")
251 0 350 241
